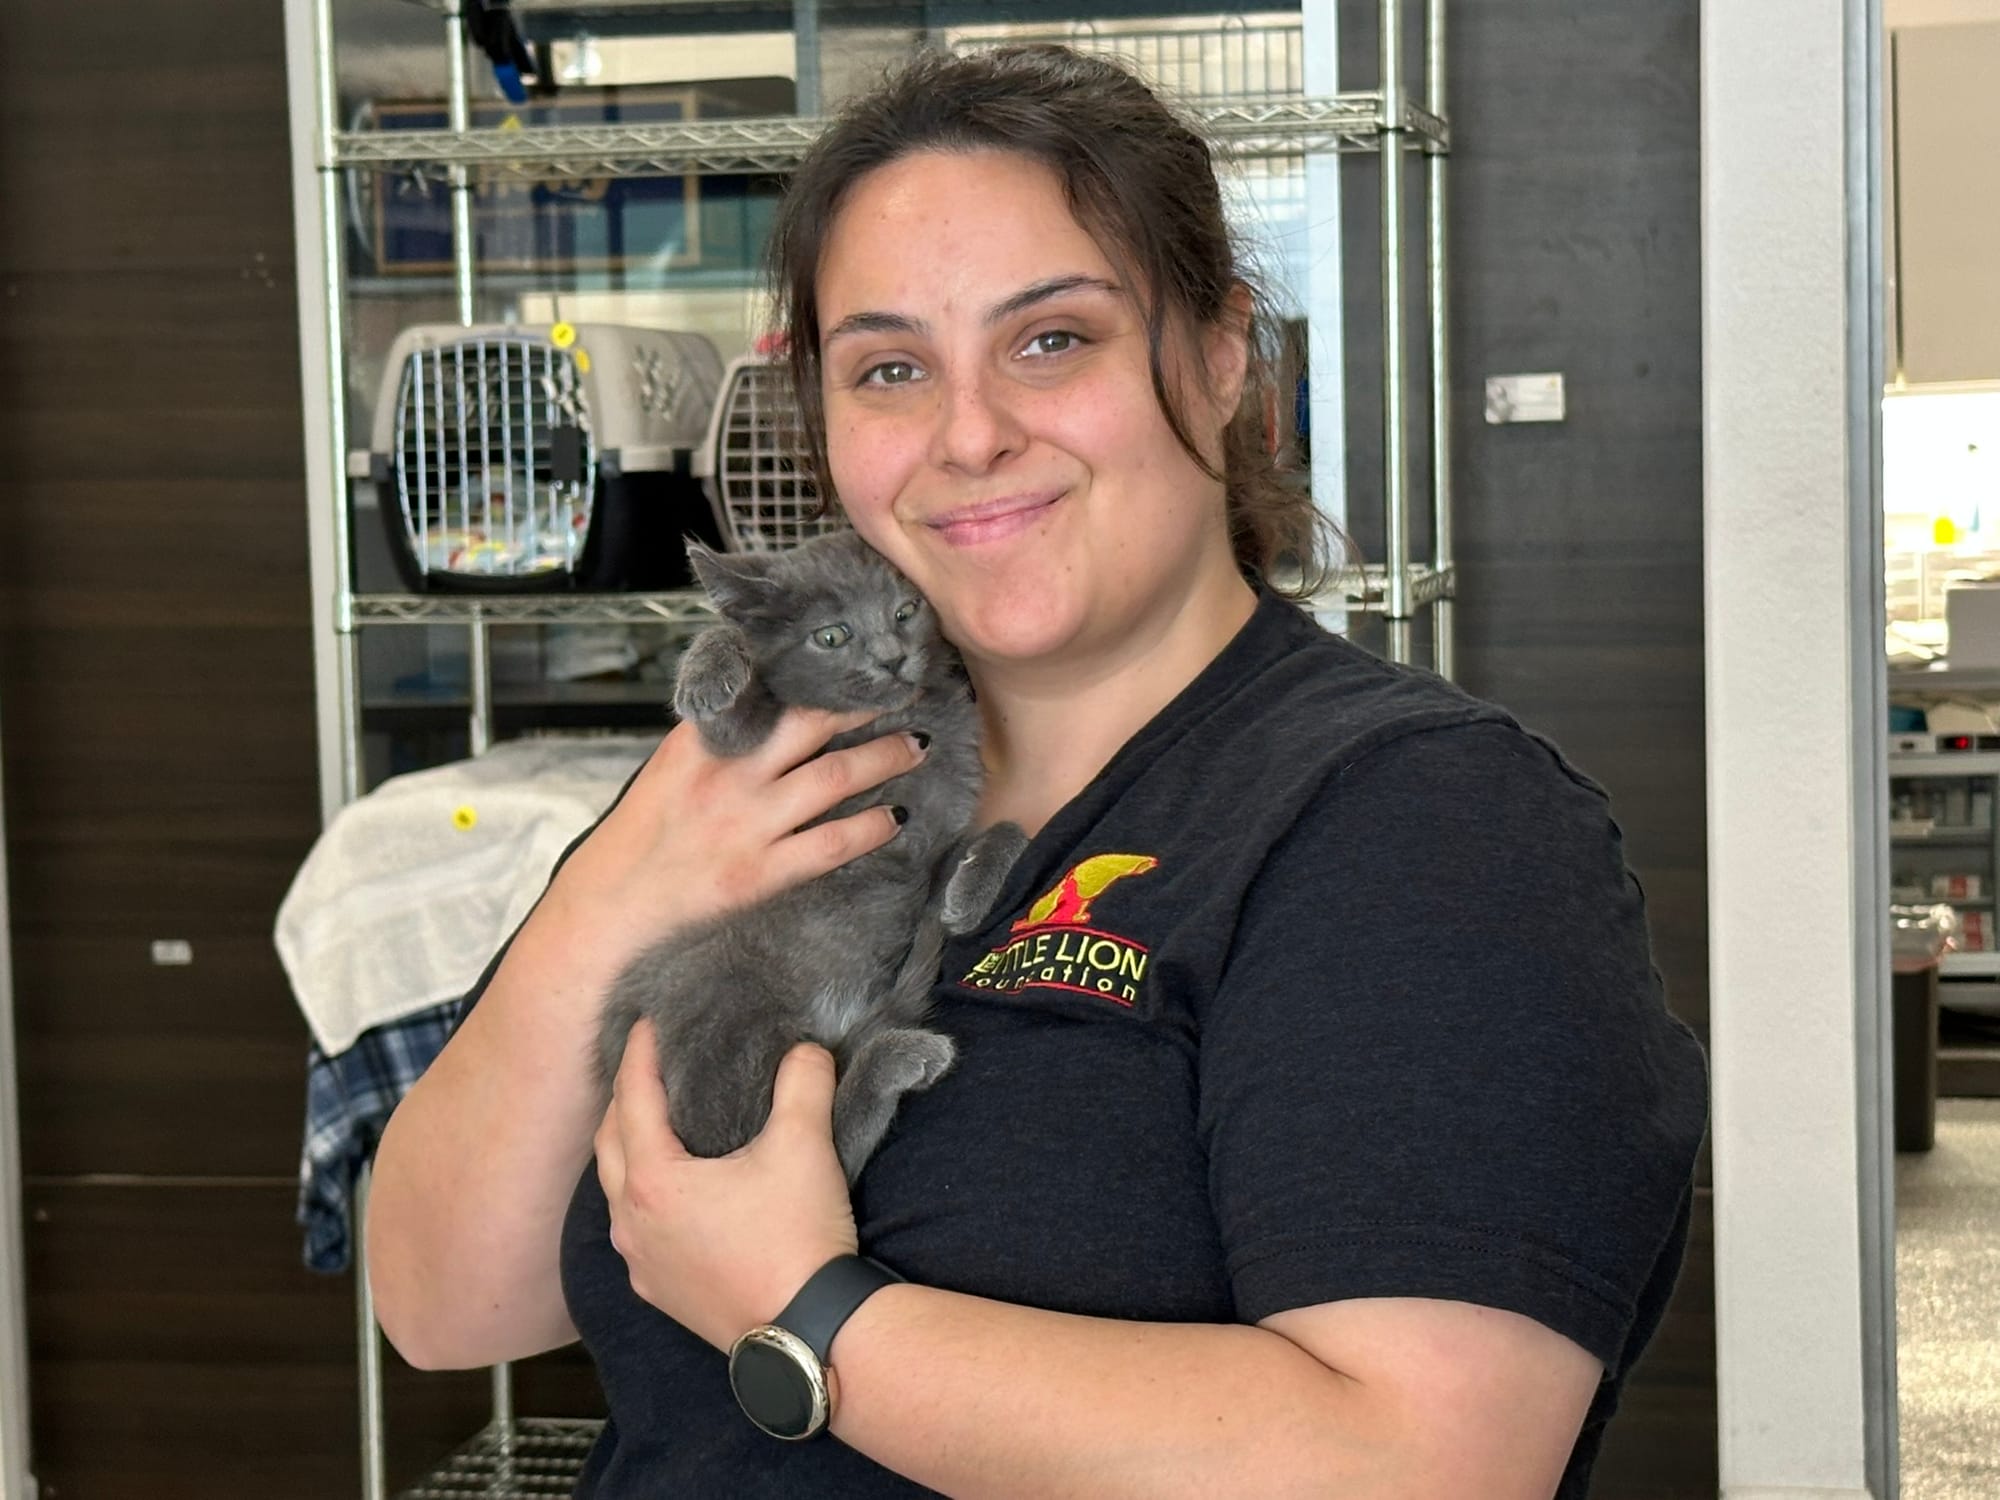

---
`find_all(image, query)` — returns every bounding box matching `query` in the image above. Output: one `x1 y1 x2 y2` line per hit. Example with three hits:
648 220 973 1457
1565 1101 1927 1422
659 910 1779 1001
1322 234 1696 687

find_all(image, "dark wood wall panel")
0 0 378 1490
23 1182 601 1499
1 630 316 816
0 12 297 280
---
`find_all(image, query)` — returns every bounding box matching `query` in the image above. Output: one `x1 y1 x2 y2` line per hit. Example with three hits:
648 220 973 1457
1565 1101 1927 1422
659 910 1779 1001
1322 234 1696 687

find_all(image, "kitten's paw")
887 1028 956 1091
831 1028 956 1181
673 627 754 723
941 822 1029 934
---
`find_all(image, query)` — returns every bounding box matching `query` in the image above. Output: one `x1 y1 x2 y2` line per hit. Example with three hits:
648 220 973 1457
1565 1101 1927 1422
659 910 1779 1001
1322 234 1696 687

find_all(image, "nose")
929 367 1025 476
874 648 908 676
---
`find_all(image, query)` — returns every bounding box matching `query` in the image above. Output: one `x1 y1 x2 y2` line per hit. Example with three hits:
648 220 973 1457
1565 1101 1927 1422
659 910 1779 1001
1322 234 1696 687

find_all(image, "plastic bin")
1891 903 1955 1152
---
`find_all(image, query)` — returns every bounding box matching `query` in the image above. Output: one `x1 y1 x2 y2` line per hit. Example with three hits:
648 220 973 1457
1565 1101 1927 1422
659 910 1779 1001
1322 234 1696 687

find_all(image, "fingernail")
908 731 931 752
890 804 909 825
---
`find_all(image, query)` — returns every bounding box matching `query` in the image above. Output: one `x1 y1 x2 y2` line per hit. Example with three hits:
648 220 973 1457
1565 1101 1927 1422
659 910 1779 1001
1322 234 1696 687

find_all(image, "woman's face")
815 149 1246 672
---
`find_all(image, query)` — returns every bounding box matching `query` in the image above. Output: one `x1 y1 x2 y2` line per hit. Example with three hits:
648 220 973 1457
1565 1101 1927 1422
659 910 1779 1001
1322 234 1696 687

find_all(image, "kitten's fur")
595 531 1026 1180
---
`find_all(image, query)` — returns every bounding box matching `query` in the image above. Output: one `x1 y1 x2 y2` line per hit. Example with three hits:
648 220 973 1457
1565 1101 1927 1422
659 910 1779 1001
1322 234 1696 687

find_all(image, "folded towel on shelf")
276 733 657 1057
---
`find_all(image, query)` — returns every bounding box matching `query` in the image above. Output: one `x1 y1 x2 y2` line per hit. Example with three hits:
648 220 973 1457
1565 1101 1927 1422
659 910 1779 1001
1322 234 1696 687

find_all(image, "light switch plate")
1485 373 1567 424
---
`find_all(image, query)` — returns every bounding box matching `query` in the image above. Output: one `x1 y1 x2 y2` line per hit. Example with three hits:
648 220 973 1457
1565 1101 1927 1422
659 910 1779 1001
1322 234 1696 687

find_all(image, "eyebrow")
821 274 1123 349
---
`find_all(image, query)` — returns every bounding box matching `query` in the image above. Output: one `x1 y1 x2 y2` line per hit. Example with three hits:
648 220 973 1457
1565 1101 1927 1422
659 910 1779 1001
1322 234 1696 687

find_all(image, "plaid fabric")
296 996 469 1273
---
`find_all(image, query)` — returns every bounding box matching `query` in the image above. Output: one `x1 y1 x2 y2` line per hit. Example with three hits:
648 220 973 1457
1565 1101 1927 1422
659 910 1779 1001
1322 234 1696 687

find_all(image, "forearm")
367 894 613 1368
827 1286 1405 1500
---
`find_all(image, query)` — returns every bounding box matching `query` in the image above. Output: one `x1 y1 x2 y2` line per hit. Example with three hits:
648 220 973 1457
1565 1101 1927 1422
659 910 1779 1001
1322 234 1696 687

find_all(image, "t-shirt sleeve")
1196 719 1709 1373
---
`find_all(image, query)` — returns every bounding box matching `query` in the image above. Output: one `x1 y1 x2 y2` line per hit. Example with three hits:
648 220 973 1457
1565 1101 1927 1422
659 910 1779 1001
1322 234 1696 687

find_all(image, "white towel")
276 734 659 1056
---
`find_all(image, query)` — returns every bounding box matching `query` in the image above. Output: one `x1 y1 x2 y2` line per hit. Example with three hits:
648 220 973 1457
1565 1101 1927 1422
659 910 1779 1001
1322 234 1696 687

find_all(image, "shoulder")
1188 596 1607 831
1258 710 1631 929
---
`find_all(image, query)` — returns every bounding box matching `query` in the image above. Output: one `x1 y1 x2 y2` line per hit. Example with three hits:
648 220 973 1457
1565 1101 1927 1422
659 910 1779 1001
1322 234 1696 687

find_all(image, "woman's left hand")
595 1021 859 1352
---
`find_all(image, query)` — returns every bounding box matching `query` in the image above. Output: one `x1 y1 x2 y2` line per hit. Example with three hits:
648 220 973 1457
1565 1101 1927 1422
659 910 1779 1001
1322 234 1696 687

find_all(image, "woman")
366 45 1709 1499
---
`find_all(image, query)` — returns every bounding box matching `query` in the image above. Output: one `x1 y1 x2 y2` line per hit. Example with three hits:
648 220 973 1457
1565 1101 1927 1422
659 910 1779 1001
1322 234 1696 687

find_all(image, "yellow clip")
574 348 592 374
550 322 577 349
452 805 478 831
1936 516 1960 546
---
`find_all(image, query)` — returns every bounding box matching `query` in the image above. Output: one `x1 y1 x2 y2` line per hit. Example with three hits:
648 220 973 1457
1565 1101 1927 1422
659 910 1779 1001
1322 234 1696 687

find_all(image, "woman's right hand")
530 707 928 979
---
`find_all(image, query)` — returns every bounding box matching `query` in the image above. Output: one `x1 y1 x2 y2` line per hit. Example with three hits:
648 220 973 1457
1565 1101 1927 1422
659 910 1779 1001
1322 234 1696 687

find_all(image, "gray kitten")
595 530 1026 1181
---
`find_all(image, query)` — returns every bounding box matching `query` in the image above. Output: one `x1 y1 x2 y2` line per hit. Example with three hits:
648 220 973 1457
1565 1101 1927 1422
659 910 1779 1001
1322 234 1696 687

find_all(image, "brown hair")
766 44 1338 596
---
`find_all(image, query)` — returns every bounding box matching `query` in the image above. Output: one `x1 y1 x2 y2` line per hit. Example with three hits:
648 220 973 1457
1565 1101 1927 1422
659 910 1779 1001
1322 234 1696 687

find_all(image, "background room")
0 0 1943 1496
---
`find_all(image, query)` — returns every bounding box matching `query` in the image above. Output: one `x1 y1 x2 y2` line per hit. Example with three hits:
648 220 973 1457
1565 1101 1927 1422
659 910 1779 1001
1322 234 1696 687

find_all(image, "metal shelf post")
1379 0 1413 667
1426 0 1454 679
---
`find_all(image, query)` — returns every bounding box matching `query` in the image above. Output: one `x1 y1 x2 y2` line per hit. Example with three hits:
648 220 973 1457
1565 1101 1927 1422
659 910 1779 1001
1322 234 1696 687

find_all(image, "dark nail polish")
912 731 932 751
890 805 909 825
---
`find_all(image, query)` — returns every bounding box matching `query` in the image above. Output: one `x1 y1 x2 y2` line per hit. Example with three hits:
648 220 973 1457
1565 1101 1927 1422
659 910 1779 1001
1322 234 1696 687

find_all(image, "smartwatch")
727 1254 904 1440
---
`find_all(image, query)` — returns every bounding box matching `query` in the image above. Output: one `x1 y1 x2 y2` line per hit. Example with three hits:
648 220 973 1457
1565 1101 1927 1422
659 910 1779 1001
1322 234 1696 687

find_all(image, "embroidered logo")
961 854 1160 1007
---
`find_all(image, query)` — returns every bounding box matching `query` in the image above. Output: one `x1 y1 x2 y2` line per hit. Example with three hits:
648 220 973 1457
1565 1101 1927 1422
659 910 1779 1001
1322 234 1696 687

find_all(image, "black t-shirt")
466 591 1710 1498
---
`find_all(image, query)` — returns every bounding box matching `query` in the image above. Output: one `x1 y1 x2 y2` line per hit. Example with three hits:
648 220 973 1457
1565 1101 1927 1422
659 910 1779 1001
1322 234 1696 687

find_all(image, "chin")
944 593 1091 666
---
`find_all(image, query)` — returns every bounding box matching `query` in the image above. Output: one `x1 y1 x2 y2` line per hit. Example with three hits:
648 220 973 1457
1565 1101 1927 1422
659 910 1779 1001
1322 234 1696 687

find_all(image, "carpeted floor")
1897 1097 2000 1499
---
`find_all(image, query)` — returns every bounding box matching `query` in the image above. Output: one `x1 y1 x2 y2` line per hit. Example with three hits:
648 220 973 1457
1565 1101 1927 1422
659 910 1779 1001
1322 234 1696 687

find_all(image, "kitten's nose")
880 654 908 677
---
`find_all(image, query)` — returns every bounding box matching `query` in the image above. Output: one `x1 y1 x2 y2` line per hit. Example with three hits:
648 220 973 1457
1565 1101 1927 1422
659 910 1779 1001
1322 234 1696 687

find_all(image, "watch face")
729 1330 825 1440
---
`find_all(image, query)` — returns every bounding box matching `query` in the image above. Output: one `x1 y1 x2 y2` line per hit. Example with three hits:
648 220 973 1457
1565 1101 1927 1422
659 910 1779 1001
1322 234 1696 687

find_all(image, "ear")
1201 283 1254 419
687 541 783 621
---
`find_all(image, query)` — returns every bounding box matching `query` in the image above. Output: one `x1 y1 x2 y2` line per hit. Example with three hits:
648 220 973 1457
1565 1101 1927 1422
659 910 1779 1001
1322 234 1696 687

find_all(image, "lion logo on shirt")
962 853 1160 1008
1009 853 1159 932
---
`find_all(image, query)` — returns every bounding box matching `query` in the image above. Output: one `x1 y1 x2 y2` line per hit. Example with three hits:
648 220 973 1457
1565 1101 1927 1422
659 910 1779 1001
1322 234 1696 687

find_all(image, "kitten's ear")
688 541 783 622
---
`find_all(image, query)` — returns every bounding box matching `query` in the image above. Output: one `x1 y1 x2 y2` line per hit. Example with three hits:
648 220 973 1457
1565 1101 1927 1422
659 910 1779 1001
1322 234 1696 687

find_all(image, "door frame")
1703 0 1896 1494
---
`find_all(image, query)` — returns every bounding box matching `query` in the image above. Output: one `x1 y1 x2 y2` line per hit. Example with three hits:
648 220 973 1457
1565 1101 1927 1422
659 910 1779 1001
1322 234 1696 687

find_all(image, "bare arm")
598 1040 1603 1500
822 1286 1602 1500
364 709 927 1370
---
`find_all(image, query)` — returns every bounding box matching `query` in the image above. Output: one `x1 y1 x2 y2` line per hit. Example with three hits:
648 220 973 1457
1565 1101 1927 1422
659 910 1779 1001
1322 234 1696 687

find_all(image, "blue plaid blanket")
297 996 469 1273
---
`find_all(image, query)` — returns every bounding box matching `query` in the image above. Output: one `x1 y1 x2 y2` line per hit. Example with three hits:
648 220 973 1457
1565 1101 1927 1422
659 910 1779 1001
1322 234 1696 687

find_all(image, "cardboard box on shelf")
1960 909 1993 952
1947 581 2000 668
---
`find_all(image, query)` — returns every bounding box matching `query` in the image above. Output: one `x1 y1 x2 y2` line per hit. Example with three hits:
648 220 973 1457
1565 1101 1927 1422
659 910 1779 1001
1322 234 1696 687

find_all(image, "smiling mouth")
926 491 1064 546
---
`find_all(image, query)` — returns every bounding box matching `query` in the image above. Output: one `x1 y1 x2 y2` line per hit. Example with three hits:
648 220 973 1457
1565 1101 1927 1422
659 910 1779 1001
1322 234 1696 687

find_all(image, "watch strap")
773 1254 904 1364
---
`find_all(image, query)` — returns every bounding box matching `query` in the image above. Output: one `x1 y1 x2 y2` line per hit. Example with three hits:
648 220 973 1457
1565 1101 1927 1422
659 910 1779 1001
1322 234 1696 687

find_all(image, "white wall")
1886 0 2000 24
1705 0 1894 1494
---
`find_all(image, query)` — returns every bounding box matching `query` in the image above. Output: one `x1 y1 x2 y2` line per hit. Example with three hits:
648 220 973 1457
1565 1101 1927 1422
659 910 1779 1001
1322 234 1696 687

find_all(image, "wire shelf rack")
350 591 714 625
954 17 1306 102
1272 562 1454 616
1340 563 1456 613
331 95 1445 182
397 1419 603 1498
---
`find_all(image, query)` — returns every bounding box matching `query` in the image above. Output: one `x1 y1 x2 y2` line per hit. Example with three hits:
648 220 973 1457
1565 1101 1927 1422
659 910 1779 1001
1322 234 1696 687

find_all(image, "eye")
893 599 921 624
859 359 921 388
1021 329 1083 358
812 623 853 649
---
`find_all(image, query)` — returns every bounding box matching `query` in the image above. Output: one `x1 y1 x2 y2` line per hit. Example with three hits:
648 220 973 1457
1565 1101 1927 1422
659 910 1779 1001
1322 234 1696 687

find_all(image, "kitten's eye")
893 599 920 624
812 623 853 649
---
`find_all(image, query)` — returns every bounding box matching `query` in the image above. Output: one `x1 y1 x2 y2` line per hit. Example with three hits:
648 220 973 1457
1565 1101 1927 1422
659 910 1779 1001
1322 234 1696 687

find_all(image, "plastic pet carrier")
694 356 846 552
365 322 726 591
